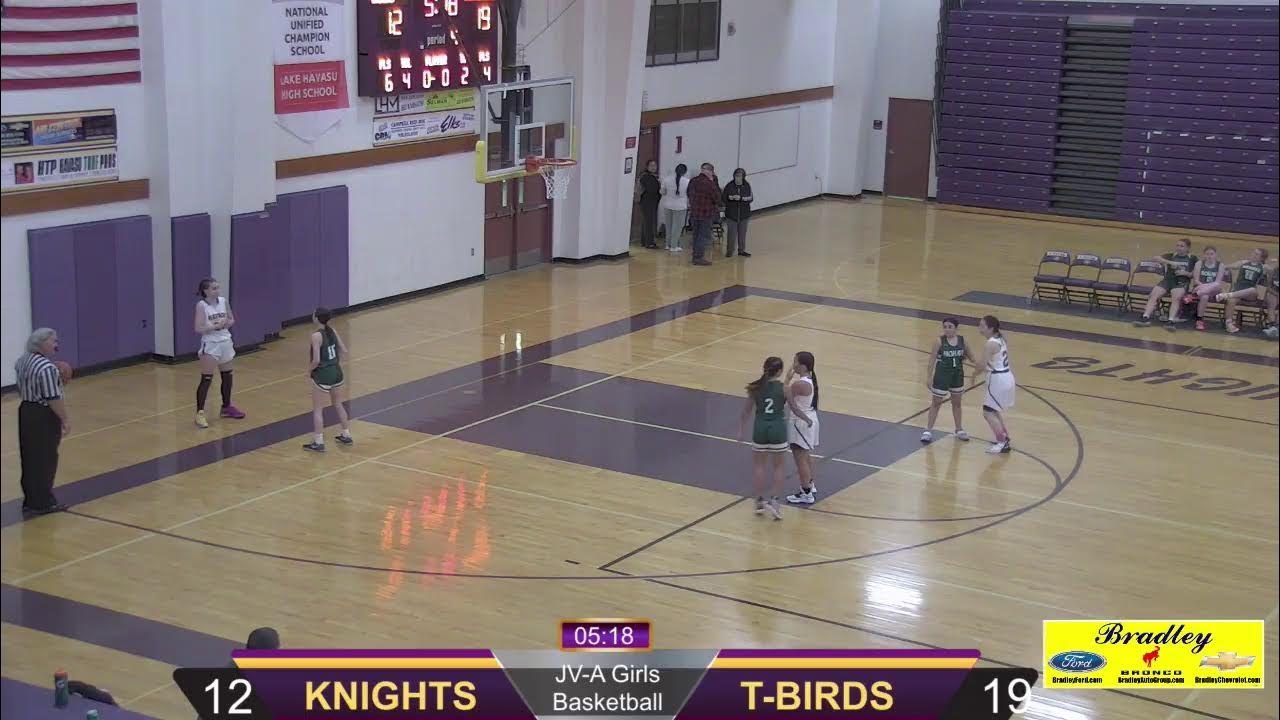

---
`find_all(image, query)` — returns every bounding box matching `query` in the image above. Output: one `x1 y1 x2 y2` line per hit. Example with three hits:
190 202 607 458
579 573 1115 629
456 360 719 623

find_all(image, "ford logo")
1049 651 1107 673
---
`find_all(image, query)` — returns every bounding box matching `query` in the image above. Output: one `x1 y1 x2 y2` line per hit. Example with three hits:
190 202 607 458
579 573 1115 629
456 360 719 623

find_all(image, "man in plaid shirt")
687 162 723 266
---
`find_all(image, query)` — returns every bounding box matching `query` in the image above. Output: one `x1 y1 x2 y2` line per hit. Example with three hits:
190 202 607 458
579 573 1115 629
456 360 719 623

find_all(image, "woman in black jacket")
722 168 753 258
637 159 661 248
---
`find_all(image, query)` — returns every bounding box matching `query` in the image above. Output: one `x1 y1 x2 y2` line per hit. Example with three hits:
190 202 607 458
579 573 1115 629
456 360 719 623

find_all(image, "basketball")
54 361 73 382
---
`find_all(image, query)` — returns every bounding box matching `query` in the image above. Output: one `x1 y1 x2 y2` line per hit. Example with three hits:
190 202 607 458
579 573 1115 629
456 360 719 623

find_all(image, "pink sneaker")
220 405 246 419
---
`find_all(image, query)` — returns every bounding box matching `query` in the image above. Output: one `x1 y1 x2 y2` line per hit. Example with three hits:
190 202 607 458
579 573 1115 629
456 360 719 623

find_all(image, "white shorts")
984 371 1016 412
788 414 819 450
199 338 236 365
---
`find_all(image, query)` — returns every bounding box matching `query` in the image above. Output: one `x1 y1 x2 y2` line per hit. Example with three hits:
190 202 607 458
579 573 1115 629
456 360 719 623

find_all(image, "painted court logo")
1044 620 1266 690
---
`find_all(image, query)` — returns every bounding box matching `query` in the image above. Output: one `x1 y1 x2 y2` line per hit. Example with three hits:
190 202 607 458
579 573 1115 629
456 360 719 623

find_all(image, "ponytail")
314 306 335 345
746 356 784 397
795 351 818 410
674 163 687 196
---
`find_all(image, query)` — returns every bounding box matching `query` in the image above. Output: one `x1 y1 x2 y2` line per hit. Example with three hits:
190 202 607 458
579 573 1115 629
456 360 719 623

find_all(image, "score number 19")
984 677 1032 715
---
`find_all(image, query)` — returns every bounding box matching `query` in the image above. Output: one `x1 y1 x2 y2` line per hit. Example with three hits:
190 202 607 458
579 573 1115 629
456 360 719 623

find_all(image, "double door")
484 175 552 275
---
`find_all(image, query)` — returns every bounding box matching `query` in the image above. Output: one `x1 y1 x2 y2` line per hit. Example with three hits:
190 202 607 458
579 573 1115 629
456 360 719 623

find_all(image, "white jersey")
987 335 1011 373
199 297 232 343
788 376 816 418
984 335 1016 411
787 375 819 450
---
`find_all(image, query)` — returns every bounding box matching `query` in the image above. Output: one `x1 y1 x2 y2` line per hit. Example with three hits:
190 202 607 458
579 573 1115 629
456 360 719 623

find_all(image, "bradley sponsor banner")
273 0 348 141
373 107 477 146
374 88 477 118
1 110 116 155
2 147 119 193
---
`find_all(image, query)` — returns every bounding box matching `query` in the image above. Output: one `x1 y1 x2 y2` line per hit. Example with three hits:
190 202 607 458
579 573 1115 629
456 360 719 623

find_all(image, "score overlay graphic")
173 620 1042 719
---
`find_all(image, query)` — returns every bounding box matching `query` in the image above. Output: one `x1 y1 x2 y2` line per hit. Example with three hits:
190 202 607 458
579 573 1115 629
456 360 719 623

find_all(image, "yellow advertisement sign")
423 88 477 113
1043 620 1264 689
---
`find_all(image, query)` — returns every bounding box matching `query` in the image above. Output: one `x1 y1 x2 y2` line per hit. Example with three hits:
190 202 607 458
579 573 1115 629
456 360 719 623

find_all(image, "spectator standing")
15 328 69 514
637 160 661 249
687 162 723 266
660 163 690 252
722 168 753 258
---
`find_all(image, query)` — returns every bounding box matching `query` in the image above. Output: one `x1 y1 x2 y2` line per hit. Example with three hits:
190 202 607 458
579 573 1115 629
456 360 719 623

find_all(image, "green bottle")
54 668 70 707
86 710 100 720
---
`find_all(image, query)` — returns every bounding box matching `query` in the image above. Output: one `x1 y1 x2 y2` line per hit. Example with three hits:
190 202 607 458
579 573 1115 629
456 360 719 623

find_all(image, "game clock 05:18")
560 619 653 652
356 0 500 97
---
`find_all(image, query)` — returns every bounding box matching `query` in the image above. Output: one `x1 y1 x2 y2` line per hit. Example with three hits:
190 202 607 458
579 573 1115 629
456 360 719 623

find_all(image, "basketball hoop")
525 155 577 200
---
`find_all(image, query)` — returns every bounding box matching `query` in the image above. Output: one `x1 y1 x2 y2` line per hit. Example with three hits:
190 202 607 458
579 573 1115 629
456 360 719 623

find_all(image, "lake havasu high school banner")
273 0 349 142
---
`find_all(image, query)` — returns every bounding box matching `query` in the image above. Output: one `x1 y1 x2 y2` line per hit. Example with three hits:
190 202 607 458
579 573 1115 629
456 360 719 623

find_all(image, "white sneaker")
920 430 933 443
767 499 783 521
955 430 969 441
668 245 682 252
785 489 815 505
753 497 765 515
986 441 1007 455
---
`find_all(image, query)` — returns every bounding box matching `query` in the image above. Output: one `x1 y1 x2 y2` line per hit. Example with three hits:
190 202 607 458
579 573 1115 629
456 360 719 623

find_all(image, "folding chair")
1091 257 1132 313
1031 250 1072 303
1063 253 1102 308
1127 260 1167 318
1235 292 1269 330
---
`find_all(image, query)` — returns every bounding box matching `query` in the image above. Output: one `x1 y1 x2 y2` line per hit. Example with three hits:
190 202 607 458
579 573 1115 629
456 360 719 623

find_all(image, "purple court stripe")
747 286 1280 368
1 677 158 720
0 584 237 667
0 286 746 529
716 649 982 658
234 649 493 659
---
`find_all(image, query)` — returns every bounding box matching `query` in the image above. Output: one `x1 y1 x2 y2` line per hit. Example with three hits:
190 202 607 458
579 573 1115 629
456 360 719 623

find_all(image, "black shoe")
692 258 712 266
302 442 326 452
737 251 751 257
1133 317 1151 327
335 434 353 445
24 503 67 515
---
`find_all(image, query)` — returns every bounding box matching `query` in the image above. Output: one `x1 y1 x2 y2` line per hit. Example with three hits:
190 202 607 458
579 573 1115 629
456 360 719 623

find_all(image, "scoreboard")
175 619 1041 719
356 0 500 97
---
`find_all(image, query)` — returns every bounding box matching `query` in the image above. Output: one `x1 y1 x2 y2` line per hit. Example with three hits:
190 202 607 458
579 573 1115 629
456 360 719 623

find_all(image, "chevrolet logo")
1199 652 1256 671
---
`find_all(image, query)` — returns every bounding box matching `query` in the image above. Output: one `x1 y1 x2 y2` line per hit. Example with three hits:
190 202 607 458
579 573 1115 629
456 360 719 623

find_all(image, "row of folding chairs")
1030 250 1270 328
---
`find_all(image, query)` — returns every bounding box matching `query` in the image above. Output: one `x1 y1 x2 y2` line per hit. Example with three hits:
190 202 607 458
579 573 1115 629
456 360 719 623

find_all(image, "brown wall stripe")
639 86 834 126
0 179 150 217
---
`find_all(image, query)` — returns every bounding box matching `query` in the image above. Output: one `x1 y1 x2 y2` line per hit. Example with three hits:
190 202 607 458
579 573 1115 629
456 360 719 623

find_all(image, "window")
647 0 720 66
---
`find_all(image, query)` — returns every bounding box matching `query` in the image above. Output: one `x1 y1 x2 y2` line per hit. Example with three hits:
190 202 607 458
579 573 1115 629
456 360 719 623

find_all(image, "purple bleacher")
1138 18 1279 36
941 101 1059 122
1122 155 1278 179
1122 129 1278 152
1127 87 1279 109
1115 195 1278 222
1133 33 1280 51
1122 142 1279 165
945 37 1064 56
944 89 1060 109
949 24 1065 43
1114 182 1276 209
949 11 1069 29
1131 46 1278 65
939 115 1056 135
1127 114 1279 137
938 153 1054 175
1129 60 1279 80
1117 168 1279 194
937 166 1053 187
944 76 1060 96
939 140 1055 161
963 1 1277 19
945 49 1064 68
1126 101 1278 125
1129 74 1278 94
1115 208 1279 236
946 64 1061 83
936 190 1050 212
936 176 1051 200
939 128 1055 149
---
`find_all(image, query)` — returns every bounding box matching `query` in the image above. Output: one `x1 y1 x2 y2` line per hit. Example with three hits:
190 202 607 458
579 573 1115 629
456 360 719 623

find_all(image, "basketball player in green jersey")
738 356 792 520
921 318 975 443
303 307 353 452
1134 237 1196 327
1216 248 1272 334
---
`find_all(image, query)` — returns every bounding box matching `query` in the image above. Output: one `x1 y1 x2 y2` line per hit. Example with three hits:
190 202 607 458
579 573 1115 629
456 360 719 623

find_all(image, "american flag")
1 0 140 91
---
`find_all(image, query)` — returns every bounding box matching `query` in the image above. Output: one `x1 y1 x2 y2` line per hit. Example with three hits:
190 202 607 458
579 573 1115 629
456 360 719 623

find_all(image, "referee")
15 328 69 514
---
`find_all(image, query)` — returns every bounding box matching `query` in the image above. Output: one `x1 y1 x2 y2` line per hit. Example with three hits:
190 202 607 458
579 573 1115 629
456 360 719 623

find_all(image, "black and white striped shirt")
15 352 62 405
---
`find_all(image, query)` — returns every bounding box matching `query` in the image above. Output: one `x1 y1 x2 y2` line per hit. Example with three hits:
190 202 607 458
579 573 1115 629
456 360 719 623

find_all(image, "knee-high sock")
196 374 213 411
220 370 233 408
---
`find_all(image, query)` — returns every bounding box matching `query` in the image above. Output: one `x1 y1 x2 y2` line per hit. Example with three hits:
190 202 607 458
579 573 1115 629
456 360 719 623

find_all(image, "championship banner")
373 106 477 146
174 622 1042 719
273 0 349 142
1043 620 1265 689
1 147 118 193
1 110 117 155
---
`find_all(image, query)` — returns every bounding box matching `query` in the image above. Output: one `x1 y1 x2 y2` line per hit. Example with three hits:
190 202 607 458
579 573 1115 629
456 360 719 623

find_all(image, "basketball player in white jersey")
194 278 245 428
976 315 1014 454
784 351 820 505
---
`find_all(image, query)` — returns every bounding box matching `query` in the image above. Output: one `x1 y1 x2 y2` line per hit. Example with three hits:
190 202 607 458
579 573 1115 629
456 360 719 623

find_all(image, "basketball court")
2 196 1276 720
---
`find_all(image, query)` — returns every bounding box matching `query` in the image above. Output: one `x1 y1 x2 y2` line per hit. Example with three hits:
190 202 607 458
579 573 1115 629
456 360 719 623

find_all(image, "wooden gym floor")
1 197 1276 720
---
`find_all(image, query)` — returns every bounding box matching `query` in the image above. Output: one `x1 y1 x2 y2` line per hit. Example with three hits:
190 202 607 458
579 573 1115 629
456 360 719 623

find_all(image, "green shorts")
931 368 964 397
311 365 344 391
1159 276 1190 291
752 421 788 452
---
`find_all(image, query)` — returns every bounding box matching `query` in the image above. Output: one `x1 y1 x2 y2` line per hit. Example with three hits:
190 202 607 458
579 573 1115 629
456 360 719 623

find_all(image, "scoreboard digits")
357 0 499 97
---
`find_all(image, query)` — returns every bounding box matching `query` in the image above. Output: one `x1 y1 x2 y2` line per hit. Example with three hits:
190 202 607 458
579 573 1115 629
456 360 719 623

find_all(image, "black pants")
639 200 659 247
19 401 61 509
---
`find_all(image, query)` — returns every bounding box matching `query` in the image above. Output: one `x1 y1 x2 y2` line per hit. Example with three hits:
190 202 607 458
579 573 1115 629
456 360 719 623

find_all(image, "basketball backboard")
475 77 575 183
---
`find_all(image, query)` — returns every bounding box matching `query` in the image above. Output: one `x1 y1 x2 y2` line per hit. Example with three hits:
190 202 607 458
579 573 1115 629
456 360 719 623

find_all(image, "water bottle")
86 710 100 720
54 668 69 707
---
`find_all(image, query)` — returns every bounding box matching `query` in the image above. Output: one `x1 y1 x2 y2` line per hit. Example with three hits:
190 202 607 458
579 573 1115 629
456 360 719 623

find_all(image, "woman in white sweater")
660 163 690 252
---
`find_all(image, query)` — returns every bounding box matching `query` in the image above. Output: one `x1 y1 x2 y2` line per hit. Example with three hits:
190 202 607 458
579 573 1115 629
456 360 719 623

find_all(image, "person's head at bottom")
246 627 281 650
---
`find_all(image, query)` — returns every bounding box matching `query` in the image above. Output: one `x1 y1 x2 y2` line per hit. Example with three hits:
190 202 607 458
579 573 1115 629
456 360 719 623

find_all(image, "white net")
536 160 576 200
